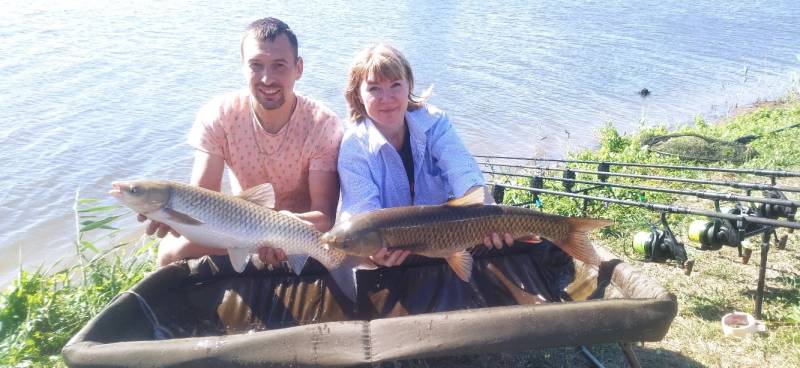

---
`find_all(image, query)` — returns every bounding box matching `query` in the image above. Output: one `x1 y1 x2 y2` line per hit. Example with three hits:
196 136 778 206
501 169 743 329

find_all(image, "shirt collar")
364 118 390 153
364 106 434 152
405 106 435 137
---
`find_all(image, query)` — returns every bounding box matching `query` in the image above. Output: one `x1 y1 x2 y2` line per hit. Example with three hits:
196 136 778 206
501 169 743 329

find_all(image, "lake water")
1 0 798 284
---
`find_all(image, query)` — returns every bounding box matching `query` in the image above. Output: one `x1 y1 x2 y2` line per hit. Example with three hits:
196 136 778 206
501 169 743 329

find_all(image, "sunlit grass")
0 197 156 367
486 98 800 367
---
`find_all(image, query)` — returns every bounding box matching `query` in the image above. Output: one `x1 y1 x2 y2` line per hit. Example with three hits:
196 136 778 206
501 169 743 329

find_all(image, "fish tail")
553 217 612 266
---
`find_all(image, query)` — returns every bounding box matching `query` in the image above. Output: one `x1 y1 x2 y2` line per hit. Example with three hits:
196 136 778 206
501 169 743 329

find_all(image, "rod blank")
480 162 800 193
476 155 800 178
488 181 800 230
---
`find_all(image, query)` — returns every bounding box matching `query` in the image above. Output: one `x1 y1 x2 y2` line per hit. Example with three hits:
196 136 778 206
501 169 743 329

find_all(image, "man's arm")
292 170 339 232
190 150 224 190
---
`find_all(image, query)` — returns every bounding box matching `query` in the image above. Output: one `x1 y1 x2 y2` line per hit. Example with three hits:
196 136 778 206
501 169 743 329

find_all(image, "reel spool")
632 212 693 274
686 204 764 263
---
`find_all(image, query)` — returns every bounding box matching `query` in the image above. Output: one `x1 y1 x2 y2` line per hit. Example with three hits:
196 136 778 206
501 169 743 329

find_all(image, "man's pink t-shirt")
188 90 343 213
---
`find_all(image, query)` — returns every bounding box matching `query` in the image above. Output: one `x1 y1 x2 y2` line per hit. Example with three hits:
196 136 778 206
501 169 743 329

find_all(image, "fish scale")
380 207 571 257
168 183 315 251
111 180 346 271
327 200 609 275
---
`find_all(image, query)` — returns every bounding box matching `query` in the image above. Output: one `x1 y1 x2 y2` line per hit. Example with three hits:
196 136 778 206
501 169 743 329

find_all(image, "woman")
338 44 527 267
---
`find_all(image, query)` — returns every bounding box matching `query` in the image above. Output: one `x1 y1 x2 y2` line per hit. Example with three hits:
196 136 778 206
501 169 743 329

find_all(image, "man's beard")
254 84 286 110
256 93 285 110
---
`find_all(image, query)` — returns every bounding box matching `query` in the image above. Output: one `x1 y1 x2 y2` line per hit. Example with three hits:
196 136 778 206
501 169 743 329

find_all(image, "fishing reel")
756 189 795 249
686 203 770 263
632 212 693 275
757 189 796 221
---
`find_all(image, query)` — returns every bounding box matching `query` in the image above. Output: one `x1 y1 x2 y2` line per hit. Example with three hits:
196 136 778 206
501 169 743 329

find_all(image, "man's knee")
156 234 187 267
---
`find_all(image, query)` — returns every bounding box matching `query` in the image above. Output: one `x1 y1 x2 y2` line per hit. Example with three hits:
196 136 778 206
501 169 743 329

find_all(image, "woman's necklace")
250 96 298 156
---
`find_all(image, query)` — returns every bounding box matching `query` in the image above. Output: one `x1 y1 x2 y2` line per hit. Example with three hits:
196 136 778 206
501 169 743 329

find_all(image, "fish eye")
129 186 139 194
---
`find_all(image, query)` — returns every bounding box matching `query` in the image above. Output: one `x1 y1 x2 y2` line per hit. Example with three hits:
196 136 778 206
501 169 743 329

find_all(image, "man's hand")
257 246 288 267
370 247 412 267
137 214 179 238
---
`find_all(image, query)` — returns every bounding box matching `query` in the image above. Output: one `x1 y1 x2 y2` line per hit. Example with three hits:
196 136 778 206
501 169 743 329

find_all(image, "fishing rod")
488 182 800 230
489 181 795 319
475 155 800 179
476 155 800 178
479 162 800 193
481 170 800 210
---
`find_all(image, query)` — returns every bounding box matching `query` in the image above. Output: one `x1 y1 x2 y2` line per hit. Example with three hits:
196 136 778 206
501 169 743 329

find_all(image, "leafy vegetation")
0 198 155 367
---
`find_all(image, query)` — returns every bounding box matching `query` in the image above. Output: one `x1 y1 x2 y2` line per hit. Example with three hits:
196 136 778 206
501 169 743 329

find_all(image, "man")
149 17 342 267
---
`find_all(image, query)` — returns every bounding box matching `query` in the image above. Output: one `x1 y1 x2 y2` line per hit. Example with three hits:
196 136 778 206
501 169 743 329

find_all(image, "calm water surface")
1 0 798 284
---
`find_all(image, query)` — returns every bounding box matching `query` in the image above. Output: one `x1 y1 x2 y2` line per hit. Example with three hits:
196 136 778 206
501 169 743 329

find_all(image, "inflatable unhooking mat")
62 241 677 367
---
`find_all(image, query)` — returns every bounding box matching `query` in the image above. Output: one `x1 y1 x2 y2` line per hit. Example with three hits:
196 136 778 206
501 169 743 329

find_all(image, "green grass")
0 197 155 367
484 96 800 367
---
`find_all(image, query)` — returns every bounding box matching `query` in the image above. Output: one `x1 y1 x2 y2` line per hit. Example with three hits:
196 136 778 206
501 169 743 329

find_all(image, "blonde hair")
345 44 430 123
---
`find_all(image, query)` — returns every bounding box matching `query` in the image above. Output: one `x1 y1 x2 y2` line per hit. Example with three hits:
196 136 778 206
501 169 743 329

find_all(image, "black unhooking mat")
63 241 677 367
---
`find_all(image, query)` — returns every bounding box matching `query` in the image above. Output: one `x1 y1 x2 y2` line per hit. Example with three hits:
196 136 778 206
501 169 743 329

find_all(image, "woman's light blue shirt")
338 104 484 221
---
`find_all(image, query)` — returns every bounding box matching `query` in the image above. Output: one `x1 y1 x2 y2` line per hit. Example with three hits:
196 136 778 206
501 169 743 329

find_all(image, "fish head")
109 180 171 215
321 220 383 257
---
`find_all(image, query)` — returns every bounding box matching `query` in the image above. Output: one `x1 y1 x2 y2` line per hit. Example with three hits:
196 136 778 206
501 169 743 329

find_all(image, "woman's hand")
483 233 543 249
370 247 412 267
483 233 515 249
476 185 543 249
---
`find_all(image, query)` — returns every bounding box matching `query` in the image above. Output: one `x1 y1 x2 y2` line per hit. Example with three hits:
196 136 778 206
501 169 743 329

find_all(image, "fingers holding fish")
370 248 412 267
483 233 515 249
521 235 543 244
138 214 178 238
258 246 288 267
503 233 514 246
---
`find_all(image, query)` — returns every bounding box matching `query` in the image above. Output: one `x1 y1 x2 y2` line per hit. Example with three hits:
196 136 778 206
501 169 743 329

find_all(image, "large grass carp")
322 188 611 282
109 179 347 276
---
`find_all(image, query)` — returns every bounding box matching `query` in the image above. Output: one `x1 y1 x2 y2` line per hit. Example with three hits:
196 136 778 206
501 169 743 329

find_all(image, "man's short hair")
240 17 299 61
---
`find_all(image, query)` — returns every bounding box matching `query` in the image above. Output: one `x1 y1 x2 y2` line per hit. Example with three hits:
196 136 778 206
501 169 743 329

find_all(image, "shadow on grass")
360 344 706 368
739 275 800 318
685 294 736 321
742 275 800 303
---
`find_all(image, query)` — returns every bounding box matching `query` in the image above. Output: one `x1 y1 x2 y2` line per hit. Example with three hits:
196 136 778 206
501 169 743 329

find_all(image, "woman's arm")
428 112 526 249
427 111 485 198
338 138 383 221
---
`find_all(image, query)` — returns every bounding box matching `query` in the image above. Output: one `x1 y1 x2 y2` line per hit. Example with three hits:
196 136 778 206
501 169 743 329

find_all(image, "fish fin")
445 186 485 207
238 183 276 208
329 257 363 302
445 250 474 282
354 258 378 271
311 249 359 301
286 254 308 275
163 208 204 225
227 248 251 273
553 217 613 266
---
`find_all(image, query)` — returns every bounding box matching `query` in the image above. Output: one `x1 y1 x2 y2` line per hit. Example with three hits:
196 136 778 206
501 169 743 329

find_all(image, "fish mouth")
109 181 128 198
